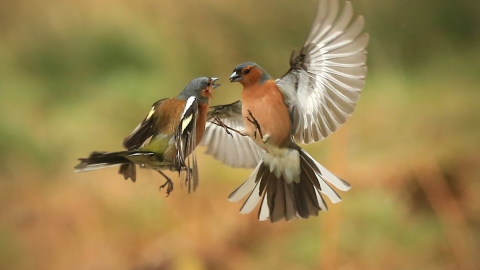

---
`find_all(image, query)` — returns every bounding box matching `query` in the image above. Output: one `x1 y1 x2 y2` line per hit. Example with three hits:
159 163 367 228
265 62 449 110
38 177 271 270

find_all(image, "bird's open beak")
229 71 241 82
211 77 220 89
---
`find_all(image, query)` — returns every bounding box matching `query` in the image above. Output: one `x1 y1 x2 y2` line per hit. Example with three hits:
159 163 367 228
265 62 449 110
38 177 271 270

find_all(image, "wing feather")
277 0 368 144
122 99 168 150
200 100 265 168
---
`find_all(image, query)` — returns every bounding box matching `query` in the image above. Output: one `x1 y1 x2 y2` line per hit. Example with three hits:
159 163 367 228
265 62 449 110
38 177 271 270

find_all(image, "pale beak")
229 71 241 82
211 77 220 89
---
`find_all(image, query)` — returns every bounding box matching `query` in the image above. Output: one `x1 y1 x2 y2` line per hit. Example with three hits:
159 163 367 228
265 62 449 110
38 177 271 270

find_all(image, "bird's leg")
210 115 233 137
210 115 248 137
157 170 174 197
246 110 268 143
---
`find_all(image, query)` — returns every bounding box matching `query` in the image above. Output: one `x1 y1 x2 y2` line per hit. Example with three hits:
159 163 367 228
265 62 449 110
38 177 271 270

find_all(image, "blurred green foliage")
0 0 479 269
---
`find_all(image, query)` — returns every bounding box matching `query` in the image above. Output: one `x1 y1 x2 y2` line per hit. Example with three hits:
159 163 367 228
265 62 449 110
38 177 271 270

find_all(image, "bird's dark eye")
244 69 250 75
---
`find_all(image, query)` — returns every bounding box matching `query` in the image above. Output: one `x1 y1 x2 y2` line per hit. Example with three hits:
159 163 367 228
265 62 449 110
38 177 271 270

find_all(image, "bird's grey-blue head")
179 77 220 103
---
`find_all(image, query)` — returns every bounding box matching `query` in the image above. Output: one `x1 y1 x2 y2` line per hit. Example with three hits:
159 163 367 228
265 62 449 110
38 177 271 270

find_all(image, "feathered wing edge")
123 99 167 150
228 147 350 222
174 96 199 192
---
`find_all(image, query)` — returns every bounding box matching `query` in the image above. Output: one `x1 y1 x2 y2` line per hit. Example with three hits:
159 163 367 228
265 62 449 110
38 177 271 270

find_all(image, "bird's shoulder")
122 97 187 150
153 98 187 118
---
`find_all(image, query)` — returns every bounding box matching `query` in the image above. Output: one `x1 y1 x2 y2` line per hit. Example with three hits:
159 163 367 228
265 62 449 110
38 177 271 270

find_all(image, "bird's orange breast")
241 80 291 148
196 102 209 145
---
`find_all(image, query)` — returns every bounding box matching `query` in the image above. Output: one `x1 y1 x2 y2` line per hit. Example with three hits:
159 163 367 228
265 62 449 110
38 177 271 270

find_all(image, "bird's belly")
242 95 291 150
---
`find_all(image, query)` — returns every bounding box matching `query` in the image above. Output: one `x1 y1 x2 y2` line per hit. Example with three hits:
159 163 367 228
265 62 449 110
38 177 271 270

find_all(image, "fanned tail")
228 146 351 222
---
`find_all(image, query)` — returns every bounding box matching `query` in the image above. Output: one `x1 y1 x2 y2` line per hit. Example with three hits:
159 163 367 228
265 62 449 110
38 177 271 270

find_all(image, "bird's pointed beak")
229 71 241 82
211 77 220 89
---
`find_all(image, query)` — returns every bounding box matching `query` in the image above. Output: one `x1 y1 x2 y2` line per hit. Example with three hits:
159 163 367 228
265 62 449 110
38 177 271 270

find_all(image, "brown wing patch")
154 98 187 137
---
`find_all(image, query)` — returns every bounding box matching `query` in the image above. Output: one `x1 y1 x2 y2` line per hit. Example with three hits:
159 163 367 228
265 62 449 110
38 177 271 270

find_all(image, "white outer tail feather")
74 163 122 173
301 149 351 192
228 161 262 202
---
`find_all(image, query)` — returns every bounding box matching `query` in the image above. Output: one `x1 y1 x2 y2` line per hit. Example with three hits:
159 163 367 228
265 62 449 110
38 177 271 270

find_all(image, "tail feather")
239 178 263 215
284 181 296 221
269 177 297 222
301 149 351 191
300 160 325 211
229 146 350 222
267 173 284 222
291 167 324 220
75 151 136 181
258 191 270 221
228 162 263 202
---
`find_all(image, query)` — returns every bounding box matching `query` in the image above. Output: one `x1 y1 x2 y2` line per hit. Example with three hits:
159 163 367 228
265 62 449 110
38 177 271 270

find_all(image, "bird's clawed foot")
261 134 270 143
157 170 174 197
211 115 233 137
246 110 265 142
159 178 174 197
210 115 248 137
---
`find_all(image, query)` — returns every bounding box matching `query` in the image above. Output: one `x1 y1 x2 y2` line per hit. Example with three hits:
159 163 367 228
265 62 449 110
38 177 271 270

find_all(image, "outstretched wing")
174 96 199 192
200 100 265 168
276 0 369 144
122 98 168 150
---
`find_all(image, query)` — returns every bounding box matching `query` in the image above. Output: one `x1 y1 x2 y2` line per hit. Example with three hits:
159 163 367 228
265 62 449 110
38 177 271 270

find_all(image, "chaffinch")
75 77 220 196
201 0 368 222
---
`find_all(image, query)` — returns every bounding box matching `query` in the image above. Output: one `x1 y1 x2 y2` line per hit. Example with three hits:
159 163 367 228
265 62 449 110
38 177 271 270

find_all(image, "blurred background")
1 0 479 269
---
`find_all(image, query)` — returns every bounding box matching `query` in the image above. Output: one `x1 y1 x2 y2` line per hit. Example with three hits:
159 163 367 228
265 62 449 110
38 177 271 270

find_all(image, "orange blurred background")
1 0 479 269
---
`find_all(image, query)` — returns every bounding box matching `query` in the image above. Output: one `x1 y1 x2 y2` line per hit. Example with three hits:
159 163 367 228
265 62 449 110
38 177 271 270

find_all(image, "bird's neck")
178 94 209 104
241 78 275 89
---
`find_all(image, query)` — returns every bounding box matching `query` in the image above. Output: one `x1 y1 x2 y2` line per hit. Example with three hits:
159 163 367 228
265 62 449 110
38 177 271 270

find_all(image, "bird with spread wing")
201 0 368 222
